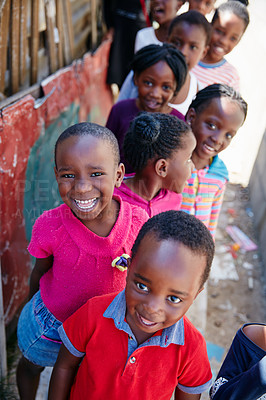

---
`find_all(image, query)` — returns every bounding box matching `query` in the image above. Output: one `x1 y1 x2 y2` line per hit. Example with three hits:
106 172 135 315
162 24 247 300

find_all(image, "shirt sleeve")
117 70 138 102
210 355 266 400
208 184 226 238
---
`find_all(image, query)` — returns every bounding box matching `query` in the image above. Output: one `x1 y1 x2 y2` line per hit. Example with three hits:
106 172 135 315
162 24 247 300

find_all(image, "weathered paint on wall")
0 40 113 325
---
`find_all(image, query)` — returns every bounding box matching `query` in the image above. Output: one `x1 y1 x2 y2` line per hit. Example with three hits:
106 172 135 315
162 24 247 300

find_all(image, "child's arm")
48 344 82 400
174 387 201 399
29 255 53 299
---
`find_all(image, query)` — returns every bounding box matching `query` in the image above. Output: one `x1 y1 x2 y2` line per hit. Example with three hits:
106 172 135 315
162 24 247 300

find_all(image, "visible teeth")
205 144 215 152
75 198 97 210
139 315 157 326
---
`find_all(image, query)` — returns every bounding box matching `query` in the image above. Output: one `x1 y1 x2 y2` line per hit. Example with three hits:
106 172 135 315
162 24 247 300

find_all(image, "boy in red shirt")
48 211 214 400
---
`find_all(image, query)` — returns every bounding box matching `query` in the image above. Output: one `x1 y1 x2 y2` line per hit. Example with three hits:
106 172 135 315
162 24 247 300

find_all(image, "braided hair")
54 122 120 168
131 43 188 94
123 112 192 172
212 1 250 32
131 210 215 289
187 84 248 122
168 10 212 46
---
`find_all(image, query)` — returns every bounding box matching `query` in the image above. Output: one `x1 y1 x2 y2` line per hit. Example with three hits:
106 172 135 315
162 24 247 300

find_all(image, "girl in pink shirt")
16 122 148 400
114 112 196 216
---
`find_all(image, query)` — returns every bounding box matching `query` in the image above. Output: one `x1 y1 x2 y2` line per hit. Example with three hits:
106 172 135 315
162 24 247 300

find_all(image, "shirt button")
198 169 206 178
128 335 133 340
129 356 136 364
195 195 202 202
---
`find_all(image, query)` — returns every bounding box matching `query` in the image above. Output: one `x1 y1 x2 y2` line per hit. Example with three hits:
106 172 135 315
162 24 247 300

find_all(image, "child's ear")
186 108 196 127
115 163 125 188
201 45 210 60
133 72 139 87
155 159 168 178
54 166 59 181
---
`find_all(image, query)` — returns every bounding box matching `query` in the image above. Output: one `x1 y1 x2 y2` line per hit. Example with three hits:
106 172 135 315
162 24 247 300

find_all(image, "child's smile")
187 97 245 169
135 60 177 114
205 11 245 63
55 135 124 233
125 233 205 344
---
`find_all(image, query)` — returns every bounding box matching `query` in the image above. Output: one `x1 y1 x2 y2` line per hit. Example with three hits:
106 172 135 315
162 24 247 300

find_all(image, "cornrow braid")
131 210 215 288
123 112 192 172
131 43 188 93
212 1 249 31
187 84 248 122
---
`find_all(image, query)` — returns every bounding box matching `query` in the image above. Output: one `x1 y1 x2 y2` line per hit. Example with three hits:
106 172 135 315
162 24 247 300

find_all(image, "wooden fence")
0 0 103 98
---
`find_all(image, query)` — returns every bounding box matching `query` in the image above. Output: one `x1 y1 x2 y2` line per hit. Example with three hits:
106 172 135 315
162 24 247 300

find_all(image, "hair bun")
133 113 160 144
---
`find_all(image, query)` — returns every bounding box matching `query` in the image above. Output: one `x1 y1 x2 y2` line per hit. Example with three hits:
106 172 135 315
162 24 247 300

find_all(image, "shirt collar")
103 290 185 347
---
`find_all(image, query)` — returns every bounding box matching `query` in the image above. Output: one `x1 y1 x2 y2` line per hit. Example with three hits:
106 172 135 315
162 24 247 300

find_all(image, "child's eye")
136 282 149 292
162 84 172 91
190 45 197 51
230 36 238 43
61 173 74 178
144 80 153 87
167 295 181 304
208 123 216 130
226 133 233 140
91 172 103 177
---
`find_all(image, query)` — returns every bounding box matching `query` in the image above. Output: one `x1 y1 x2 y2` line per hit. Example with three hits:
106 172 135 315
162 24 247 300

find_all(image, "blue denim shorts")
17 290 62 367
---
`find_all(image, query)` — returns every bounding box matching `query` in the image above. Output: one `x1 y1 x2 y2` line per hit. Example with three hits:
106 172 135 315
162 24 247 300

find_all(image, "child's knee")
243 324 266 351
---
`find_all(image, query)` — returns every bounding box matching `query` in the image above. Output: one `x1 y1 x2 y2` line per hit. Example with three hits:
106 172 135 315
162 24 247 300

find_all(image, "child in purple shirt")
114 112 196 216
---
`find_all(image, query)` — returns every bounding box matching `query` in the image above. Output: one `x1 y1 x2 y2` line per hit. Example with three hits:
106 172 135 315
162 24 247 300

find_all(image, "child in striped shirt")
192 1 249 91
181 84 247 237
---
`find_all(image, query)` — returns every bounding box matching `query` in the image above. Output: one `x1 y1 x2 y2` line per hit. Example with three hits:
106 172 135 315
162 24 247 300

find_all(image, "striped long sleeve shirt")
192 59 240 92
180 156 229 238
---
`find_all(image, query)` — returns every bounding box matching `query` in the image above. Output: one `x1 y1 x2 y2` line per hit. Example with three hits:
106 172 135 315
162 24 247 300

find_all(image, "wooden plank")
55 0 64 68
62 0 74 64
0 0 11 93
20 0 28 85
0 260 7 379
91 0 97 48
30 0 39 85
44 0 57 74
10 0 21 94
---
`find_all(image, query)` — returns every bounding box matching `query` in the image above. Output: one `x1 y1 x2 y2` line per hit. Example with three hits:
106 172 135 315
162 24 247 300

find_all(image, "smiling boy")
48 211 214 400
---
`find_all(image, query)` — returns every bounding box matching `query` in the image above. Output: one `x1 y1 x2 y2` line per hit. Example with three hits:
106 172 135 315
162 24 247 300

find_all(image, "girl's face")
125 234 205 344
168 22 208 70
206 11 246 63
151 0 181 26
55 135 124 229
135 61 177 113
189 0 215 15
187 97 245 168
163 130 196 193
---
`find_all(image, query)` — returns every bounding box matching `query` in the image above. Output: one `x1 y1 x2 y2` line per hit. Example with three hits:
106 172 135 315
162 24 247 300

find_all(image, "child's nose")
150 86 161 98
211 131 223 145
179 44 189 61
75 179 92 193
144 297 163 315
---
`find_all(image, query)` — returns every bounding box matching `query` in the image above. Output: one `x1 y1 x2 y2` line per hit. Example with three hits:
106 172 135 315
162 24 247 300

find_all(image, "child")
16 123 149 399
106 43 187 172
114 112 196 216
135 0 184 52
119 11 211 116
192 1 250 91
48 210 215 400
188 0 216 16
180 84 247 237
210 323 266 399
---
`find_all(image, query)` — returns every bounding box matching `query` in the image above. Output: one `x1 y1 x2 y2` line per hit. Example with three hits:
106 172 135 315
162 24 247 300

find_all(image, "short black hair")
131 43 188 94
123 112 192 172
187 83 248 123
212 1 250 32
54 122 120 168
131 210 215 288
168 10 212 46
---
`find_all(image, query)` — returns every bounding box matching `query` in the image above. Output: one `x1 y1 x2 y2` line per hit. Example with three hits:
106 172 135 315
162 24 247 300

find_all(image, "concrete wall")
249 128 266 279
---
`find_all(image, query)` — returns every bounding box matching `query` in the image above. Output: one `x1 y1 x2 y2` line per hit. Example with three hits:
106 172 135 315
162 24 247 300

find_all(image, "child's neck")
192 154 212 170
124 171 162 202
171 72 191 105
201 52 224 64
78 199 120 237
155 22 172 43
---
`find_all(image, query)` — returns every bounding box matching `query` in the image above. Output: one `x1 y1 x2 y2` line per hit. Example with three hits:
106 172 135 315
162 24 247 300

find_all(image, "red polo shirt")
60 291 212 400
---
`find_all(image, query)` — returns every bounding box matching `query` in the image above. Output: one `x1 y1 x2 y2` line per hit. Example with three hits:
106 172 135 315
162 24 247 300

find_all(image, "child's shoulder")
209 155 229 181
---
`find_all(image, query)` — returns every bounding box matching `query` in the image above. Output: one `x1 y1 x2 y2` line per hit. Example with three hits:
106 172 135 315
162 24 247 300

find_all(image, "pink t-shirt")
28 197 148 322
114 175 182 217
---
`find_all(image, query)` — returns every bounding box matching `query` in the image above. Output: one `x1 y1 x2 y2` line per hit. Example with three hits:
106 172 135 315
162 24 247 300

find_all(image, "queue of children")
15 1 265 399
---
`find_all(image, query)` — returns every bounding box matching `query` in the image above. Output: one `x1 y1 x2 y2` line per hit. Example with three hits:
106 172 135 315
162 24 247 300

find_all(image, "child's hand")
48 344 81 400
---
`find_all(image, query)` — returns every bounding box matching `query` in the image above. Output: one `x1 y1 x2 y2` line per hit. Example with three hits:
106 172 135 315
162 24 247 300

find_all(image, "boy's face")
125 234 205 343
207 11 246 63
168 22 209 70
189 0 215 15
151 0 181 25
